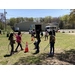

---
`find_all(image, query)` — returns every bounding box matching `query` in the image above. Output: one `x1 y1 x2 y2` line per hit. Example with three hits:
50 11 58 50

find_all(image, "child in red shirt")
15 31 23 52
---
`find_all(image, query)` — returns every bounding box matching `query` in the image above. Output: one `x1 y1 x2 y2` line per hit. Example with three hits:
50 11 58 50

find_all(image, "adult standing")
45 30 48 41
34 26 41 54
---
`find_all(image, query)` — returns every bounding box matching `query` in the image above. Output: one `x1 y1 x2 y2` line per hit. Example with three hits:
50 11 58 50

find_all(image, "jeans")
36 40 41 52
15 43 22 51
45 35 48 40
50 42 54 54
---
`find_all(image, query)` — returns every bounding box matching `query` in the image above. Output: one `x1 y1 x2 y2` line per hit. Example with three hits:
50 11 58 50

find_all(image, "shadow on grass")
55 49 75 65
14 53 51 65
14 49 75 65
4 54 11 57
4 50 23 57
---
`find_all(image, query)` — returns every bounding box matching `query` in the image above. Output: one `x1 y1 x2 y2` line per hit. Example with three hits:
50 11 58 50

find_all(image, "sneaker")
47 53 51 55
51 52 54 55
33 51 39 54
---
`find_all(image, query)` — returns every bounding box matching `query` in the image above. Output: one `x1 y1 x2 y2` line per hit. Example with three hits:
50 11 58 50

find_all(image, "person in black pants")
8 33 15 55
49 31 55 55
34 27 41 54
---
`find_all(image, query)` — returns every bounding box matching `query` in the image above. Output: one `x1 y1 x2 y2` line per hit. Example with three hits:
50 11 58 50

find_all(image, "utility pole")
4 9 7 31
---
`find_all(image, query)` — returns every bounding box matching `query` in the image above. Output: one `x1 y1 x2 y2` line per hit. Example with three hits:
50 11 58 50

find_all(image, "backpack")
51 35 55 43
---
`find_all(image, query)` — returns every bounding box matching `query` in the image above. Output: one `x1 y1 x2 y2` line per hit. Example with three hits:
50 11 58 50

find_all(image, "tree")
19 17 25 22
24 17 29 22
58 15 70 29
16 17 20 23
59 20 64 29
39 17 44 23
69 9 75 22
33 18 40 23
33 18 36 22
36 18 40 23
44 16 49 23
51 17 55 22
44 16 52 23
62 15 69 24
0 22 4 30
9 18 16 26
28 17 33 22
6 19 10 25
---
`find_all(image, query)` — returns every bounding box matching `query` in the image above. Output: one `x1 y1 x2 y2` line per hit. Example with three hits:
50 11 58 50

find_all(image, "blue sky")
0 9 70 19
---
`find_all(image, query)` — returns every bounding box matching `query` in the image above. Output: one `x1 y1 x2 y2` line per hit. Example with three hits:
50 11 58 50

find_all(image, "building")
14 21 58 31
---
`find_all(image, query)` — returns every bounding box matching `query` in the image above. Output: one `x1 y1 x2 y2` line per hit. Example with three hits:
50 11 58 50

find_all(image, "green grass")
0 32 75 65
55 33 75 50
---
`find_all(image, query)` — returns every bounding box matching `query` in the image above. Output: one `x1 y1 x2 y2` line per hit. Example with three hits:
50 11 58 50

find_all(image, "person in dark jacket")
34 27 41 54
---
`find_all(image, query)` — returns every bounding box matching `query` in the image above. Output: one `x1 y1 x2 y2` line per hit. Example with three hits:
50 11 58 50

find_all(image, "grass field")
0 32 75 65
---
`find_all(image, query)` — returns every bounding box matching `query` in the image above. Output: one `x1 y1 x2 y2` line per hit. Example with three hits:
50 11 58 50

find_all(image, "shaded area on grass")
4 50 24 57
4 54 11 57
13 53 55 65
14 49 75 65
55 49 75 65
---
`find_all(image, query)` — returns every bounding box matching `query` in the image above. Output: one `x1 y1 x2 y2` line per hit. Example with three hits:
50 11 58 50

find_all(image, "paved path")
65 33 75 35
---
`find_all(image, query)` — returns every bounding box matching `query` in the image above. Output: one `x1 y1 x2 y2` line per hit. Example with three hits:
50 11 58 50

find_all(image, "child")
15 31 23 52
41 31 43 37
49 31 55 55
8 33 15 55
31 29 35 37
